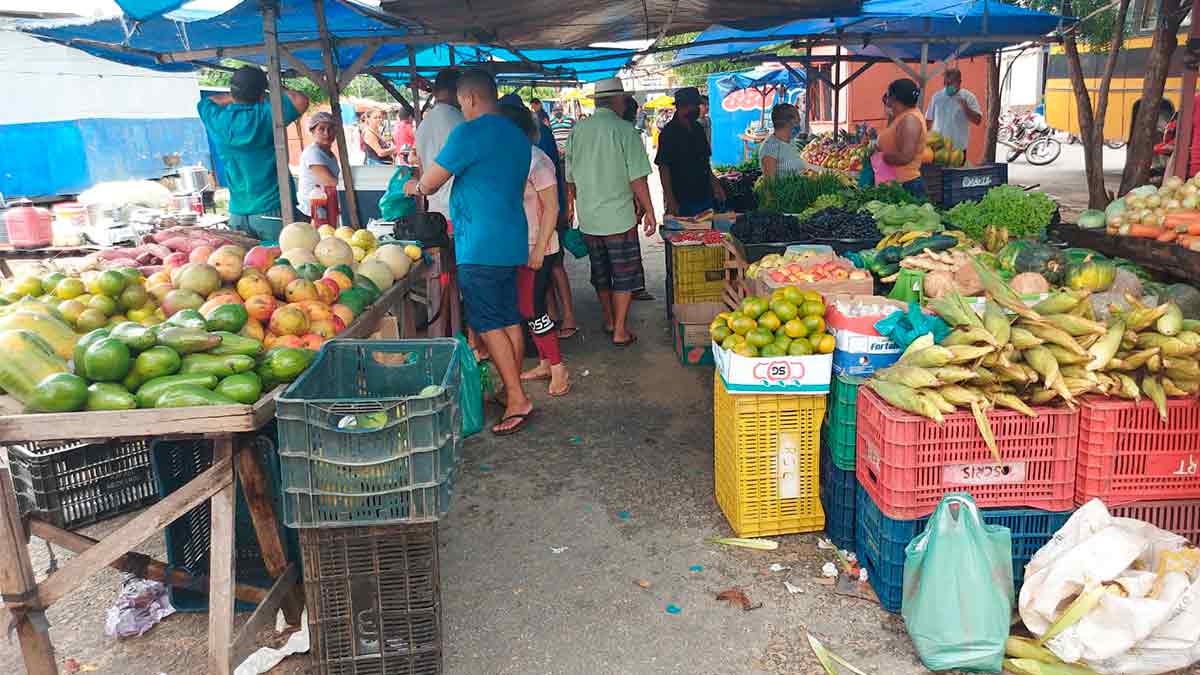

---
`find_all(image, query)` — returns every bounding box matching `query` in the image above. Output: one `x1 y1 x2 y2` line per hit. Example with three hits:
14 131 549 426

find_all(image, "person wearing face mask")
759 103 806 179
297 112 341 222
925 67 982 155
878 79 929 199
656 87 726 216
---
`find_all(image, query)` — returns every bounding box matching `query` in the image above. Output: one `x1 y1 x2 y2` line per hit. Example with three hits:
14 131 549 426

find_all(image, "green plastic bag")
561 227 588 259
901 493 1013 672
455 335 483 438
378 165 416 221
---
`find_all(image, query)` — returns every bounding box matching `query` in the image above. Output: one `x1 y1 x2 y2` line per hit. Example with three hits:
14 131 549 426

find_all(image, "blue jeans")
229 209 282 242
365 156 391 166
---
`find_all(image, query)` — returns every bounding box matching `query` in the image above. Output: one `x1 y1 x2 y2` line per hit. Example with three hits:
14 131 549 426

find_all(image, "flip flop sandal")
520 371 551 382
549 381 572 397
493 410 534 436
558 327 580 339
603 326 614 335
613 334 638 347
633 290 655 301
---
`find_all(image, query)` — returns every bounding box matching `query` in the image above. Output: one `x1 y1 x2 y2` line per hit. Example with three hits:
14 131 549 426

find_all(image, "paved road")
1006 142 1129 216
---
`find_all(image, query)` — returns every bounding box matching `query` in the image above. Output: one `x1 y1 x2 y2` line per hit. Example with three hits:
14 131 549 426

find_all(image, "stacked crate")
1075 397 1200 546
853 386 1078 612
276 339 463 674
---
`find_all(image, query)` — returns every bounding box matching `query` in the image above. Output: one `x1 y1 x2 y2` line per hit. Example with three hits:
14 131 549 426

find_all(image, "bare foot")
548 364 571 397
520 363 552 381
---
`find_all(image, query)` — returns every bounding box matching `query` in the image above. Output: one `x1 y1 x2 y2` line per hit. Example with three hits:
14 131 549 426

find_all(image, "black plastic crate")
920 163 1008 208
151 424 295 612
301 523 441 675
7 439 158 529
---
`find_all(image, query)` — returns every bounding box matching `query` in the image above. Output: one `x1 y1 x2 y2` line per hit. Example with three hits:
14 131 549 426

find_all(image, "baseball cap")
307 111 334 130
433 68 460 92
593 77 625 98
497 93 525 107
674 87 703 107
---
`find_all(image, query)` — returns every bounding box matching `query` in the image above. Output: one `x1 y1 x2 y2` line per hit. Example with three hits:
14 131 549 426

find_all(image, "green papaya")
257 347 316 388
179 353 256 379
123 345 182 391
27 372 88 413
165 309 208 330
207 332 263 357
214 372 263 405
0 330 68 407
296 263 326 282
73 328 110 379
136 373 219 408
109 321 157 352
0 310 77 359
336 288 371 316
352 274 381 302
83 337 132 383
156 326 221 354
85 382 137 411
205 304 249 333
153 384 238 408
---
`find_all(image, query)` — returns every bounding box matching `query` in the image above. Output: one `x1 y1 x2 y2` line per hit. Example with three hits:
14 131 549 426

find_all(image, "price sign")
943 461 1027 486
777 432 801 499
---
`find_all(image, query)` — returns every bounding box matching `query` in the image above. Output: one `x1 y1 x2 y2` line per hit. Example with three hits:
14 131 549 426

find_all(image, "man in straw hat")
564 77 656 347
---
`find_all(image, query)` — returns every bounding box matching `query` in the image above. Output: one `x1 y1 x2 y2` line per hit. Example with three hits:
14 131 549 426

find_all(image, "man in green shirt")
198 66 309 241
564 78 656 347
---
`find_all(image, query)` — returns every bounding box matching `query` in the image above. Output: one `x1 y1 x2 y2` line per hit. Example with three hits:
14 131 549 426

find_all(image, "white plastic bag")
1019 499 1200 674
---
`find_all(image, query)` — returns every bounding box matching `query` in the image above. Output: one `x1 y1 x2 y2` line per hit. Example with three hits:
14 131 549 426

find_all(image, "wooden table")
0 246 101 278
0 266 420 675
1048 223 1200 283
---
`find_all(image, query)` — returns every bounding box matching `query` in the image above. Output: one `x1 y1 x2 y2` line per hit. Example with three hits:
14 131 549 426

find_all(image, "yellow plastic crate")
714 372 826 537
673 244 726 305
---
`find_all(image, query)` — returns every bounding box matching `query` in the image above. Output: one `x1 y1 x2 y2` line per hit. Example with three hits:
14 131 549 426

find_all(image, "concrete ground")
1006 142 1128 218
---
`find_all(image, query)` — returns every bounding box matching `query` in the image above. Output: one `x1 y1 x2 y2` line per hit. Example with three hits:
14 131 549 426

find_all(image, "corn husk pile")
868 259 1200 460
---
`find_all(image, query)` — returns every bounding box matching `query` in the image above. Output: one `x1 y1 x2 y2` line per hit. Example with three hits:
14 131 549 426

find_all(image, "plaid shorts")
584 227 645 292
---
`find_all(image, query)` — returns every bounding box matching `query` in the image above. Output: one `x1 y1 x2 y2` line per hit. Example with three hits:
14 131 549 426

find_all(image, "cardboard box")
713 341 833 394
673 302 724 366
825 295 906 376
749 252 874 297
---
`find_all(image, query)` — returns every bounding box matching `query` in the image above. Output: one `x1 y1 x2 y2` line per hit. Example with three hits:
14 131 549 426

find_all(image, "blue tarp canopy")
392 44 639 84
713 66 805 100
113 0 189 21
674 0 1068 65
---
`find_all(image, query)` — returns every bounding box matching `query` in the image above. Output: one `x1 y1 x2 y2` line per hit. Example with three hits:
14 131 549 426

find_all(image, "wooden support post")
832 45 841 135
262 1 295 225
37 454 234 608
0 459 56 675
235 440 302 625
207 437 237 675
408 46 423 125
29 520 269 605
229 564 300 669
372 73 415 114
1174 0 1200 178
314 0 362 228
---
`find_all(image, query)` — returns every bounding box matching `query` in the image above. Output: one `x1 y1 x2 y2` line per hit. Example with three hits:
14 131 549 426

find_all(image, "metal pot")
176 165 211 193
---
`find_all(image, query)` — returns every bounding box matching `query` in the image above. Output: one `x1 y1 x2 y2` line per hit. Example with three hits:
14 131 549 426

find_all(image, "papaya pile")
923 131 966 167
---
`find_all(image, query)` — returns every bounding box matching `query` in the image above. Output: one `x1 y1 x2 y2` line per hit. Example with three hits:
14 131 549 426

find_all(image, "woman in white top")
759 103 806 179
497 100 570 397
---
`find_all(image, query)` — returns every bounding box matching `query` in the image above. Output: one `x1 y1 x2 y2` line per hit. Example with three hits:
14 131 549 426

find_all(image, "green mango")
257 347 316 388
165 309 208 330
85 382 137 411
207 332 263 357
109 321 157 352
27 373 88 413
135 373 218 408
155 326 221 354
153 384 238 408
179 353 256 379
214 372 262 405
73 328 110 379
123 345 182 391
205 304 249 333
83 337 132 383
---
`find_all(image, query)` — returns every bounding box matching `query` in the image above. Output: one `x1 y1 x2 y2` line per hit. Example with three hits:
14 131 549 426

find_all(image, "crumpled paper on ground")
104 577 175 639
233 609 310 675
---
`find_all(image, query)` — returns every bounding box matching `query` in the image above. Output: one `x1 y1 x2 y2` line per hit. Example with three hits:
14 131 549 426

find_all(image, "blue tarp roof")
394 44 639 84
713 66 805 99
674 0 1067 64
114 0 190 21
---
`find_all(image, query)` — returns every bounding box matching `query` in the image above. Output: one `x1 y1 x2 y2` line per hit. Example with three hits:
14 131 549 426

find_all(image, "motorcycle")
1000 111 1062 166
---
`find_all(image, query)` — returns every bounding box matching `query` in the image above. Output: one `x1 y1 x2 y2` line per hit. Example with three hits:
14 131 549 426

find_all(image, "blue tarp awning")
393 44 639 84
713 66 804 100
113 0 189 21
674 0 1067 65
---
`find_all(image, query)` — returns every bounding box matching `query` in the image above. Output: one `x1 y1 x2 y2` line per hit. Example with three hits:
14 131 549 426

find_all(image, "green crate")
821 373 864 471
276 339 462 527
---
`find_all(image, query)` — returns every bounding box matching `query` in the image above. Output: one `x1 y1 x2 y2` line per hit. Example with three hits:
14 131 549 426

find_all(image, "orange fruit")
784 319 807 339
802 315 826 335
816 334 835 354
757 310 782 333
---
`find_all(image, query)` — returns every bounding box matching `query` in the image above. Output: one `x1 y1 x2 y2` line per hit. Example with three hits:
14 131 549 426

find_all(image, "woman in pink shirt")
498 100 570 397
391 107 415 165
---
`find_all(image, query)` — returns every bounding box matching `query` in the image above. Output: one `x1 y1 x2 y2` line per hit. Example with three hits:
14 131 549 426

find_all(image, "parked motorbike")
999 111 1062 165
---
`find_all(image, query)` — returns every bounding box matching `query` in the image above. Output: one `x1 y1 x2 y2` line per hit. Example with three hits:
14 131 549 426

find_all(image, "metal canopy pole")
1174 0 1200 177
832 45 842 135
262 1 295 225
408 46 423 125
314 0 362 228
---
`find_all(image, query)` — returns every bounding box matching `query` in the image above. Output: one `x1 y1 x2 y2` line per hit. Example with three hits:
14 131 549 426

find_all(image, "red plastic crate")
1076 397 1200 507
1109 499 1200 546
855 387 1078 519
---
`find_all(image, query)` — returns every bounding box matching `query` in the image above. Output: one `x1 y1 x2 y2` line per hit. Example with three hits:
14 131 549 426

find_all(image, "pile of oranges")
709 287 835 357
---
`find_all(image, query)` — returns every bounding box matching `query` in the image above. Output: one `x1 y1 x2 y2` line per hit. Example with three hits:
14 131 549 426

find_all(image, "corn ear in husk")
1086 321 1125 371
930 365 976 384
983 300 1012 346
1023 323 1087 356
1113 372 1141 401
973 258 1043 322
920 389 956 414
1032 291 1085 315
1043 314 1106 337
1044 344 1089 366
1142 375 1168 423
875 364 941 389
928 291 985 329
899 345 955 369
994 392 1037 418
1004 658 1101 675
947 344 995 364
970 399 1000 464
1005 636 1064 664
942 325 1000 347
1024 346 1061 391
869 379 945 424
1010 326 1044 349
1039 584 1108 645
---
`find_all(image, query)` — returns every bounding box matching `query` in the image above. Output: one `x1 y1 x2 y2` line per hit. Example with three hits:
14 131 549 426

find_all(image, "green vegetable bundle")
754 173 846 213
842 181 922 212
946 185 1058 242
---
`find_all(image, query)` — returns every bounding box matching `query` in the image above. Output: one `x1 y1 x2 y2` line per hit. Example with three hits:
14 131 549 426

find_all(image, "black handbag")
393 212 450 248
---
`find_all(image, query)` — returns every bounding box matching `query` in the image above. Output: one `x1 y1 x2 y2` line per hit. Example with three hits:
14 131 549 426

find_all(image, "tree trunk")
1120 0 1187 192
984 52 1001 164
1063 33 1109 208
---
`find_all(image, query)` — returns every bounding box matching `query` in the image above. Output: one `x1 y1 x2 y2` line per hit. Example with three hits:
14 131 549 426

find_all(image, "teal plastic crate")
820 443 856 551
276 339 462 528
821 373 864 471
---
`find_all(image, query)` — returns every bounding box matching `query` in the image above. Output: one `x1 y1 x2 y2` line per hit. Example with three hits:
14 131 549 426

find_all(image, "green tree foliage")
656 33 743 87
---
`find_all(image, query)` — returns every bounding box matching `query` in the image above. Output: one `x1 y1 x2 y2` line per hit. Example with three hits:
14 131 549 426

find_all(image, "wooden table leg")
208 436 236 675
426 248 448 338
235 436 303 626
0 259 14 279
0 459 56 675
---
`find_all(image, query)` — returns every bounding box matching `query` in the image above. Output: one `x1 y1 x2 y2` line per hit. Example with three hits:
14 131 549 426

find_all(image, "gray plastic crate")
276 339 462 527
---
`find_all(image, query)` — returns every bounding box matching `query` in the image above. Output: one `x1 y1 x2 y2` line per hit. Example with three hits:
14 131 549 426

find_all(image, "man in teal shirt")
198 66 308 241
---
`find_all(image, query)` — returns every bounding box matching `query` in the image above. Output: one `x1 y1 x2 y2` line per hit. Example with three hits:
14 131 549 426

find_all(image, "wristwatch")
414 182 426 196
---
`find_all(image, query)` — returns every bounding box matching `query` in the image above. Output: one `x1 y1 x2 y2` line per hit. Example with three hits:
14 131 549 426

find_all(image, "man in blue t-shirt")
405 69 534 435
